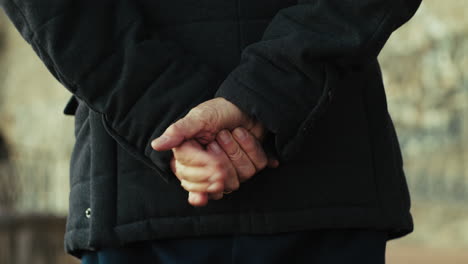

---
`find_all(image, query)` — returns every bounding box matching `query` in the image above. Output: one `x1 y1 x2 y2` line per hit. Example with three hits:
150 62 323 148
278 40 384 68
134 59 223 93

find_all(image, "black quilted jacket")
1 0 421 258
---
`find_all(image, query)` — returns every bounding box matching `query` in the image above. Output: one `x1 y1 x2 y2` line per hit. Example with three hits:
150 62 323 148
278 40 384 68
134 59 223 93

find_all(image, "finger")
170 156 177 174
151 114 204 151
208 192 223 200
188 192 209 207
172 139 211 167
207 141 239 192
172 140 231 191
216 129 256 183
247 121 266 142
180 179 212 192
172 158 214 182
232 127 268 171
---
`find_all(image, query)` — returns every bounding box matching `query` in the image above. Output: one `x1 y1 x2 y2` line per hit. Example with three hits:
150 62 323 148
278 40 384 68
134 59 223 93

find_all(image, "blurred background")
0 0 467 263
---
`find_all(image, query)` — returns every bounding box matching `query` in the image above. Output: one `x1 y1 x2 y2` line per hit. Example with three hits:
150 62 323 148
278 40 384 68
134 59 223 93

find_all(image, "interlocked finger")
208 192 223 200
232 127 269 171
188 192 208 207
216 129 257 183
171 158 213 183
207 140 240 193
180 180 212 192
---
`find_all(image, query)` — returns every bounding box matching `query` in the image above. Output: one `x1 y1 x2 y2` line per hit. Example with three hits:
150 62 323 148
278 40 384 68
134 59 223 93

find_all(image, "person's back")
0 0 421 262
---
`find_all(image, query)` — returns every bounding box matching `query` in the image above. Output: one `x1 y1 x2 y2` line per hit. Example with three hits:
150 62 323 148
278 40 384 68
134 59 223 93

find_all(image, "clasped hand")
151 97 278 207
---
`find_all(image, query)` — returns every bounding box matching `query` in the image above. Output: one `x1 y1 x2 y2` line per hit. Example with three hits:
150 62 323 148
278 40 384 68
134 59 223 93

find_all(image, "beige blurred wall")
0 0 467 251
0 11 74 214
379 0 468 249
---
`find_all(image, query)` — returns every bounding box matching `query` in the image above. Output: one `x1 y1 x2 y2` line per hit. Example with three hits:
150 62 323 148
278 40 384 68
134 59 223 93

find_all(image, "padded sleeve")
214 0 422 162
0 0 227 183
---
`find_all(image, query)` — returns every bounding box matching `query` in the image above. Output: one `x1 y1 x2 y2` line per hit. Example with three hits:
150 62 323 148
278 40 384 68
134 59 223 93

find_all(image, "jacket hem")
64 206 413 258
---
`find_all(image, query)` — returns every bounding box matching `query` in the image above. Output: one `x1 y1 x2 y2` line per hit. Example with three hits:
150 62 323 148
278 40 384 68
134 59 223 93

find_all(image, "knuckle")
188 107 205 119
228 147 244 161
178 166 189 180
191 105 219 128
198 104 219 119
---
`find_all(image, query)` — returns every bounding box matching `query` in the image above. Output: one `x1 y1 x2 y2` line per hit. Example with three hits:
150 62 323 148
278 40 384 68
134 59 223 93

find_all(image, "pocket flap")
63 95 79 116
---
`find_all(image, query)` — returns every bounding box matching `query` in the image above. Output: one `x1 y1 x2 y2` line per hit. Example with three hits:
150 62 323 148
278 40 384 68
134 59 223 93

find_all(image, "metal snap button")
85 208 92 218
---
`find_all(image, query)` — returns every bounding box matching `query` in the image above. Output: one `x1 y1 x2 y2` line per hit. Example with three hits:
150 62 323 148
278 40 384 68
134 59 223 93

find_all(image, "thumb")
151 116 202 151
188 192 209 207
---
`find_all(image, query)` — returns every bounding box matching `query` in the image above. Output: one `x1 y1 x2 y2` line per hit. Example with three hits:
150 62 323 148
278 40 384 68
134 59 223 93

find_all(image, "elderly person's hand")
151 97 266 149
169 128 278 206
151 97 279 206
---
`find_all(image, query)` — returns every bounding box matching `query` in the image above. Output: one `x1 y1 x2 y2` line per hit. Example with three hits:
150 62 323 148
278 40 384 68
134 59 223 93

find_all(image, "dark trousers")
81 229 387 264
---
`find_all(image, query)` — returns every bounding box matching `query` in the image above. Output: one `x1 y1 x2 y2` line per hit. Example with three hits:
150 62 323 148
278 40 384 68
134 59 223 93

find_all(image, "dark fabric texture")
81 229 387 264
0 0 420 259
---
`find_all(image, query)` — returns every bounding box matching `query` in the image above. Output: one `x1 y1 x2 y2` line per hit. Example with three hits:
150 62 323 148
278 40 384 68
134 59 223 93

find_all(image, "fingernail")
209 142 223 154
219 130 231 144
233 128 246 140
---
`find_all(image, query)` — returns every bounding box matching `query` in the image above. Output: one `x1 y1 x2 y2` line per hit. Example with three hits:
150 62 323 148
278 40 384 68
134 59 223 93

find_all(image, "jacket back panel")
63 0 413 256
